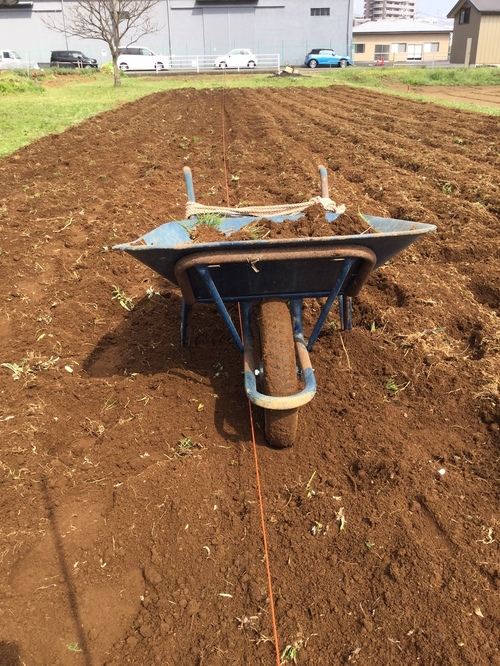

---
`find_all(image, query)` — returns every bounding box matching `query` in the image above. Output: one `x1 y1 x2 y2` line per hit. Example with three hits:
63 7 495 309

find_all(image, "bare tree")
45 0 162 86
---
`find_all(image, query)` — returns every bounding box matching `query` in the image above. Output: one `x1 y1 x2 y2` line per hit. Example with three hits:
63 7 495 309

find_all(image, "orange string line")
247 398 282 666
220 79 231 207
219 84 281 665
236 304 282 666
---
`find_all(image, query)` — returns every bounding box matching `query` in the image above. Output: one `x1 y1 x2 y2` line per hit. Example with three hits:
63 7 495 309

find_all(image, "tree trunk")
112 57 121 87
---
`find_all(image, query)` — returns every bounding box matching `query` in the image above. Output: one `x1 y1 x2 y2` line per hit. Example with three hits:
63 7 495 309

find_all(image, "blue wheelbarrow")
114 166 435 447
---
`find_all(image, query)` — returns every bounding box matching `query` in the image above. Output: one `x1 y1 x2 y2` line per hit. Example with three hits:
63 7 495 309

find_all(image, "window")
311 8 330 16
374 44 390 60
407 44 423 60
424 42 439 53
354 44 365 54
391 43 407 53
0 1 34 9
459 7 470 24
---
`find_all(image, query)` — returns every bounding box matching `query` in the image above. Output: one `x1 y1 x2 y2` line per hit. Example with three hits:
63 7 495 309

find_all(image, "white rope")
185 195 346 219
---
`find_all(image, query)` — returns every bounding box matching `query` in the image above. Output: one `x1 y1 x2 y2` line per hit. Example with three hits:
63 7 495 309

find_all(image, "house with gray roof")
447 0 500 65
352 20 453 65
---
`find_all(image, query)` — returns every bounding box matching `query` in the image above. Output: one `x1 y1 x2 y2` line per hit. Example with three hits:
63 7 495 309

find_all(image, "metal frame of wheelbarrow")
177 165 378 411
174 244 376 409
113 165 435 434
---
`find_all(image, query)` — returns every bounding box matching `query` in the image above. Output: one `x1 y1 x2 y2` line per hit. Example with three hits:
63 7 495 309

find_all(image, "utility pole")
166 0 172 57
61 0 69 49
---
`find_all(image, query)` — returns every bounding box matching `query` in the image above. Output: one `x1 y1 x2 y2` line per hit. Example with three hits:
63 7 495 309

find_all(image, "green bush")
47 67 98 78
0 72 45 94
100 62 115 74
100 62 125 78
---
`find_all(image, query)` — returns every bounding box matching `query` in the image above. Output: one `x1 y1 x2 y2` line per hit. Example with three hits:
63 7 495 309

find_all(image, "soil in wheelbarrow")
189 203 367 243
0 84 499 666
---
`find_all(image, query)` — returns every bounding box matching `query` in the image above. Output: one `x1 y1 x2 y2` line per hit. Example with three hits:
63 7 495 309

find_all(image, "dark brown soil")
189 203 366 242
0 84 499 666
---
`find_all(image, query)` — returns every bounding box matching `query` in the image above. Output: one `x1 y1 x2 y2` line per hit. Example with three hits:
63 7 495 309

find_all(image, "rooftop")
353 19 454 33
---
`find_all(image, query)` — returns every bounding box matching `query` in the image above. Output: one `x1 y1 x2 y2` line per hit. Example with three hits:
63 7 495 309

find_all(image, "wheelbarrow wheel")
259 299 298 448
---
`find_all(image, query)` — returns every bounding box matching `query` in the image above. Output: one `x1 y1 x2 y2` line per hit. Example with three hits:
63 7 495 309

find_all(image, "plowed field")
0 84 499 666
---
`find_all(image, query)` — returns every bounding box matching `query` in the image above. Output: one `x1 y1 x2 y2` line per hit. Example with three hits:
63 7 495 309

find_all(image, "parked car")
304 49 352 69
0 49 39 70
50 50 98 69
214 49 257 69
117 47 171 72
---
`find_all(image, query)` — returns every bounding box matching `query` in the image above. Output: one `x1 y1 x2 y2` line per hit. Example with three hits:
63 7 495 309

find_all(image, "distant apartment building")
364 0 416 20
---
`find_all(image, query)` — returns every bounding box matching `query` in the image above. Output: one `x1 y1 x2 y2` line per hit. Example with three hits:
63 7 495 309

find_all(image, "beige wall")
353 32 451 64
449 4 482 64
476 15 500 65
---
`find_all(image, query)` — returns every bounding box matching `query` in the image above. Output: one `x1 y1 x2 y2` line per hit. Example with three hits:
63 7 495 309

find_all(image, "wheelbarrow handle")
318 164 329 199
183 166 196 206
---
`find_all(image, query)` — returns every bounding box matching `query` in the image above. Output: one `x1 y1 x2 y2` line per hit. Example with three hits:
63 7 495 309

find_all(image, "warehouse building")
0 0 354 68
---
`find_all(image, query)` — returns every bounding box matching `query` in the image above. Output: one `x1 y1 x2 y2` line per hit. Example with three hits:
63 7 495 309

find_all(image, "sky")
353 0 455 20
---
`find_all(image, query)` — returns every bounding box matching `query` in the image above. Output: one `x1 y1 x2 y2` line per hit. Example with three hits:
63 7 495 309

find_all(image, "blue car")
304 49 352 69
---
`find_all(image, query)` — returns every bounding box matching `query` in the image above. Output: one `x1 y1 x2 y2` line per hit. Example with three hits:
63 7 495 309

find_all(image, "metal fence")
169 53 280 73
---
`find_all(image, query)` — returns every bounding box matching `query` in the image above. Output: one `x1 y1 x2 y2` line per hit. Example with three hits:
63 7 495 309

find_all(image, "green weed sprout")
195 212 224 228
112 286 135 311
281 641 302 664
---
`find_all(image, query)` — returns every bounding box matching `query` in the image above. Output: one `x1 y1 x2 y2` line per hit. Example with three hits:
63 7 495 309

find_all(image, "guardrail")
50 61 98 69
169 53 280 72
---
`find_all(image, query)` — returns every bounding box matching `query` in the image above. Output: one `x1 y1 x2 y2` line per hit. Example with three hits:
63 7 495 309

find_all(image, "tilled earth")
0 84 499 666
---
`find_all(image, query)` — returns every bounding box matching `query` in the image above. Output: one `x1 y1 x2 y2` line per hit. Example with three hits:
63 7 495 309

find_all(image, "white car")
0 49 39 70
214 49 257 69
117 46 171 72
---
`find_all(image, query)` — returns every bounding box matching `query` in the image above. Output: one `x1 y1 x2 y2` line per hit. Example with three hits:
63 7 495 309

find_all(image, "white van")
0 49 39 70
117 47 171 72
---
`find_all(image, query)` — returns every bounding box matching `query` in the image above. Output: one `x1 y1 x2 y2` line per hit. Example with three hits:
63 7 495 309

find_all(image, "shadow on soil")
41 477 94 666
82 292 265 445
0 642 22 666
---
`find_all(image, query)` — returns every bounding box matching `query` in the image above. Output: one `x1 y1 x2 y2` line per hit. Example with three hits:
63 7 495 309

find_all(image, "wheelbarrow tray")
113 213 436 302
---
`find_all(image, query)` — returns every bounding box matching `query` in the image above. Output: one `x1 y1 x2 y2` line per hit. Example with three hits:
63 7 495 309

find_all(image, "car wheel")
155 62 164 71
339 59 348 68
248 60 256 68
219 61 227 68
119 63 129 72
83 64 92 69
308 59 318 69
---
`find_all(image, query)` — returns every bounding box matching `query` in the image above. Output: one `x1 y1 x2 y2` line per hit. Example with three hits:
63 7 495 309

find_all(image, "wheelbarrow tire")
259 299 298 448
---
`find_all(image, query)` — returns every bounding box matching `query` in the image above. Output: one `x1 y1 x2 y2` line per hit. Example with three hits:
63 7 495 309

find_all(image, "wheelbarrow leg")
339 295 353 331
307 258 355 350
180 298 191 346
